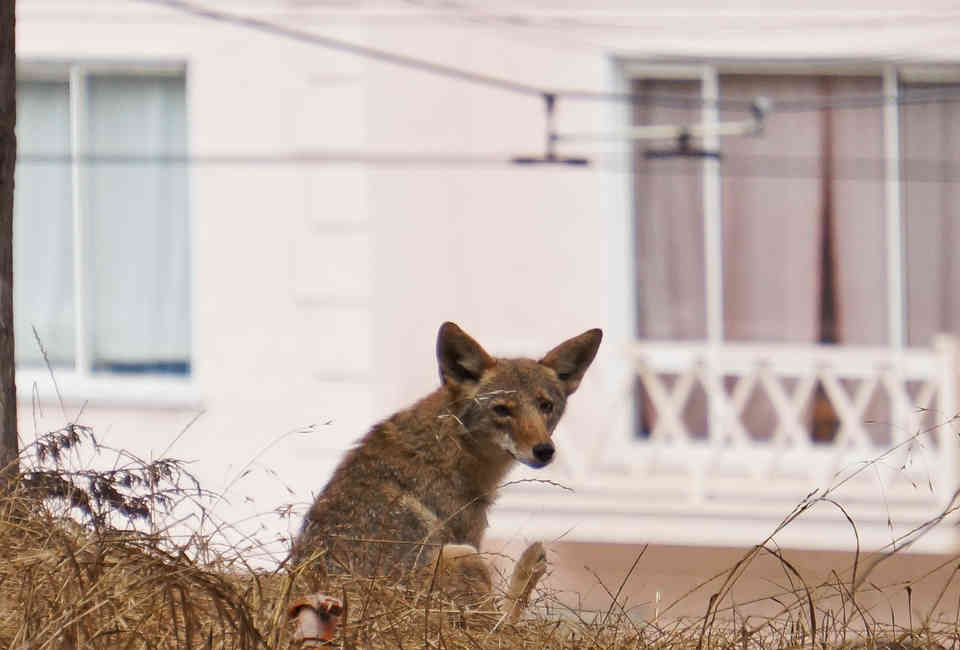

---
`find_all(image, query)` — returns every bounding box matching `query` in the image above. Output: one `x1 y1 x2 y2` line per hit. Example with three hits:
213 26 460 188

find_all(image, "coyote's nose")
532 443 555 465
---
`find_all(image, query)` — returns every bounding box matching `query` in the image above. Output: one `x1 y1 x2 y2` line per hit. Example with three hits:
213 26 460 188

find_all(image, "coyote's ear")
539 328 603 395
437 322 496 388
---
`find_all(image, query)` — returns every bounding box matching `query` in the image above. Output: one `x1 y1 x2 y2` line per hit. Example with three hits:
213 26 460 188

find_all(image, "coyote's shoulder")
294 322 602 581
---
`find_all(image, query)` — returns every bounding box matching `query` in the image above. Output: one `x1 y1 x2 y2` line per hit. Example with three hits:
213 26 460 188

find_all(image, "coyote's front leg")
431 541 547 623
435 541 547 622
503 542 547 623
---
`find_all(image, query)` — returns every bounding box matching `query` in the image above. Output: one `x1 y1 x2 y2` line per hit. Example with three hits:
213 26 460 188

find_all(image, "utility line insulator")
519 96 771 162
512 93 590 166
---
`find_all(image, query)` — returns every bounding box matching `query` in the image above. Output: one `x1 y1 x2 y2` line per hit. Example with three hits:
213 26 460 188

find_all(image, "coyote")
293 322 602 617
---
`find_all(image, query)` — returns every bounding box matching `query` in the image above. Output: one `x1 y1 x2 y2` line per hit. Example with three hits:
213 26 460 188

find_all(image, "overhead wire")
447 6 960 35
16 151 960 183
132 0 960 113
132 0 548 99
399 0 960 54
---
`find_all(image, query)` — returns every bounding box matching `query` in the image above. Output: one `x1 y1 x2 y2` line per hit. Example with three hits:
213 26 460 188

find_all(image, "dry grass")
3 422 960 649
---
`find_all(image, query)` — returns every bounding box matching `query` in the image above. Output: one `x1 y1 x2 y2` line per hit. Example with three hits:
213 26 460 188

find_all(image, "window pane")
719 75 887 345
720 75 823 343
14 80 75 367
825 76 887 345
633 78 705 340
83 75 190 374
901 81 960 346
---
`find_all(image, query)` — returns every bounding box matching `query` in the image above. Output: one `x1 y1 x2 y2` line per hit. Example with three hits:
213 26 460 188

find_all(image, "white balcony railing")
493 337 960 553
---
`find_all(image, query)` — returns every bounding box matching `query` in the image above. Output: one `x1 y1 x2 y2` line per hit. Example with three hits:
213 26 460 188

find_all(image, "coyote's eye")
492 404 511 417
538 399 554 415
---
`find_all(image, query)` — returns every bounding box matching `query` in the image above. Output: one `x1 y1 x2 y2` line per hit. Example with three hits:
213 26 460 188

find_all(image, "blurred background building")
13 0 960 616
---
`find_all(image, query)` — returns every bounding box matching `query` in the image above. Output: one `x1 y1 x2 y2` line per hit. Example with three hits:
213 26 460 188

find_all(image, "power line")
400 1 960 53
133 0 547 98
16 151 515 167
617 81 960 113
131 0 960 114
765 85 960 113
17 151 960 182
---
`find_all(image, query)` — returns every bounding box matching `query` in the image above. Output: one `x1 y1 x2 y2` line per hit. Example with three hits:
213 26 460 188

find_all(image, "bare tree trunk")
0 0 18 480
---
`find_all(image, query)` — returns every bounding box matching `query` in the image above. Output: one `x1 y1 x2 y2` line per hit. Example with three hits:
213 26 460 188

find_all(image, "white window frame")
621 60 933 350
15 60 198 408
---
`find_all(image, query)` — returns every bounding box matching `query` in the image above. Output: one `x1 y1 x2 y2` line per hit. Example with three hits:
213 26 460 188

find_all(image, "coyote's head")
436 322 602 469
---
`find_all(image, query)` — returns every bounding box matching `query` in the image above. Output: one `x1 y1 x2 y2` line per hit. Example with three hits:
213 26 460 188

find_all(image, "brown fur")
293 322 602 607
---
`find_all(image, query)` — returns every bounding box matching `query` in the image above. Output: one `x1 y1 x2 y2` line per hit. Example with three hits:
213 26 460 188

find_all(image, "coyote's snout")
293 321 602 617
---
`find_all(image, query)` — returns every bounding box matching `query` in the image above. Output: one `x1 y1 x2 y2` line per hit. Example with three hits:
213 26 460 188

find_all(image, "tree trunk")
0 0 18 480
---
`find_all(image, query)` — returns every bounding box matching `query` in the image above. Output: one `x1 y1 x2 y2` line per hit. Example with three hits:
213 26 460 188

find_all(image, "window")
630 64 960 440
15 64 190 377
631 64 960 349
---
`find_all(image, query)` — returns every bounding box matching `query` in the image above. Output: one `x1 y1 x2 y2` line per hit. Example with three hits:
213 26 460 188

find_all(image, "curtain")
634 78 706 341
14 81 75 367
719 75 887 344
901 83 960 346
720 75 823 343
827 76 887 345
84 75 190 371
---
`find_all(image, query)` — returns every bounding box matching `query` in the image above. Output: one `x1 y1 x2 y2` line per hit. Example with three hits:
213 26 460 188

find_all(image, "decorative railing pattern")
629 338 957 497
492 338 960 552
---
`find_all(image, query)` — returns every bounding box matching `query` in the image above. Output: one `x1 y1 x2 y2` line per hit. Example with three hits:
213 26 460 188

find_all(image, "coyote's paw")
504 541 548 623
288 593 343 647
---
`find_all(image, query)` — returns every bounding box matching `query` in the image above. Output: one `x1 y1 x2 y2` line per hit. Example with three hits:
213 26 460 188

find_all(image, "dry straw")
3 416 960 649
